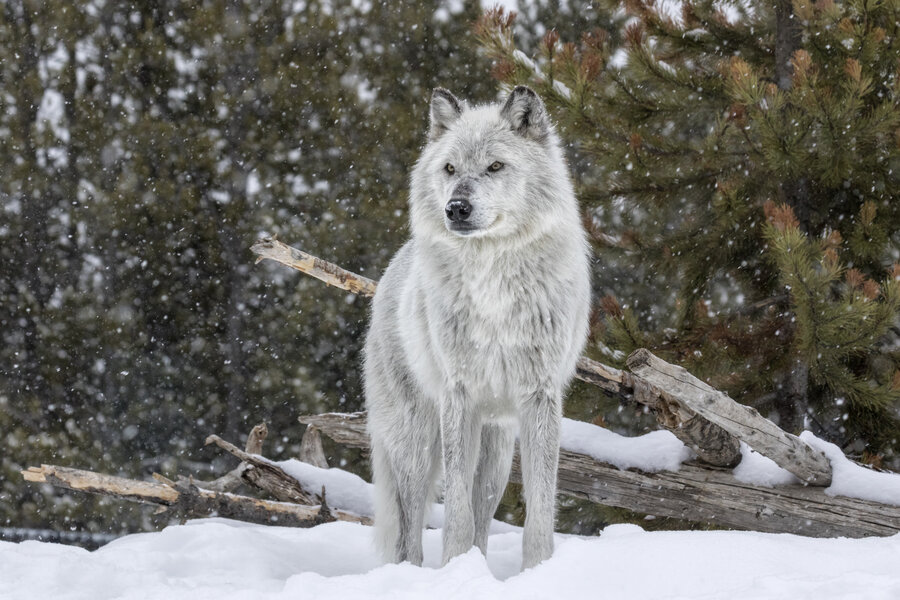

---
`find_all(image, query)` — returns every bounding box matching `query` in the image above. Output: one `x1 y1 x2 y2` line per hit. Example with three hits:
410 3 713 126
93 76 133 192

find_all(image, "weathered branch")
299 425 329 469
21 464 357 528
299 410 900 538
257 238 741 468
23 464 178 504
298 412 369 449
251 236 378 297
22 422 374 528
185 422 268 493
205 434 318 506
626 348 832 486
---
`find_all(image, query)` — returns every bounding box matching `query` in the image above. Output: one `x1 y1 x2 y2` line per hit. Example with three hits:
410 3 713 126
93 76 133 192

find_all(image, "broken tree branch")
299 425 329 469
299 410 900 538
255 238 742 468
298 412 369 449
21 464 351 528
186 422 269 493
251 236 378 297
205 433 318 506
626 348 832 486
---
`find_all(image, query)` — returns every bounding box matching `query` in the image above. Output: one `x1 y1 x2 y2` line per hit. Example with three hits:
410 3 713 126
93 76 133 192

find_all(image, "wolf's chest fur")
406 240 565 404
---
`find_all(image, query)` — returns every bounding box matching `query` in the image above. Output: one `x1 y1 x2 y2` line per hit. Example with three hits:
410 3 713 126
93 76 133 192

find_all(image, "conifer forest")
1 0 898 541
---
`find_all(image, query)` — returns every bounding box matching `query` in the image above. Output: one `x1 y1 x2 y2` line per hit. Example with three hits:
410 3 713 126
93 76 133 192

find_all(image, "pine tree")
477 1 900 463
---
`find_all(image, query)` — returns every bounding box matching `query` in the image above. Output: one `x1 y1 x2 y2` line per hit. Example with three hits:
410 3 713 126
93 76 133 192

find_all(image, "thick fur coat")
364 86 591 570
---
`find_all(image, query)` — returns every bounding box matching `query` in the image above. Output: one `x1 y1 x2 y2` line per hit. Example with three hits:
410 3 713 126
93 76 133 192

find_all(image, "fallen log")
253 237 742 468
22 423 374 528
21 464 355 528
298 410 900 538
627 349 832 486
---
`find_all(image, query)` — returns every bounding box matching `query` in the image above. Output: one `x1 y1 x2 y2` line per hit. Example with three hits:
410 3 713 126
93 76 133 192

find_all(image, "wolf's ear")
500 86 550 142
429 88 463 141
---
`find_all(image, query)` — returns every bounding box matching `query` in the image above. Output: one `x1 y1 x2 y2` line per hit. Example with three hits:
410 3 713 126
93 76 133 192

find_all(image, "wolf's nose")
445 199 472 222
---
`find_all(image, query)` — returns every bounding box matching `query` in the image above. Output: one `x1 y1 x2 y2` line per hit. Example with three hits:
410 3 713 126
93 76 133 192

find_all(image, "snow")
560 418 693 472
561 416 900 507
2 519 899 600
731 434 900 506
273 458 518 534
802 432 900 505
3 432 899 598
733 442 800 487
278 458 374 518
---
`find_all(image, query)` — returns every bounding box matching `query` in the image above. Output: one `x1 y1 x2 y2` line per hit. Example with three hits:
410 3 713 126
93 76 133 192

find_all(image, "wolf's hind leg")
472 422 515 554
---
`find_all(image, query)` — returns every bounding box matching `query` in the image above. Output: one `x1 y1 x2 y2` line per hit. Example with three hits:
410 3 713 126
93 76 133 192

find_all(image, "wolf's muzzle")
445 199 472 223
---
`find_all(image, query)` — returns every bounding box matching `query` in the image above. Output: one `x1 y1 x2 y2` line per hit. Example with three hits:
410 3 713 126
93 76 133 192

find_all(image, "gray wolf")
363 86 591 570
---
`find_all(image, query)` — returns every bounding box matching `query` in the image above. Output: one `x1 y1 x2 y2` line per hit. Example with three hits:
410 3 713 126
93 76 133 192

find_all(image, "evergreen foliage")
477 0 900 462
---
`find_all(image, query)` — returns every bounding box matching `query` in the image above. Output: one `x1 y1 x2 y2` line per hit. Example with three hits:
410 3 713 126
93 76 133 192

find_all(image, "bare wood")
165 479 336 527
261 241 743 467
251 236 378 297
188 423 269 493
626 348 832 486
23 465 179 504
302 410 900 538
205 434 317 505
299 412 369 449
21 464 370 527
630 375 742 468
245 422 269 454
574 356 627 395
299 425 329 469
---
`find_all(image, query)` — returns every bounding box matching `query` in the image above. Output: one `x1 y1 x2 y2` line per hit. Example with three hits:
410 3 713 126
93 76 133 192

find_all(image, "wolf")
363 86 591 570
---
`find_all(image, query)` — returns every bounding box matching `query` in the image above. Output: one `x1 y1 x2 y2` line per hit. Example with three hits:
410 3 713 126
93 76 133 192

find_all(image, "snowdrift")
2 519 899 600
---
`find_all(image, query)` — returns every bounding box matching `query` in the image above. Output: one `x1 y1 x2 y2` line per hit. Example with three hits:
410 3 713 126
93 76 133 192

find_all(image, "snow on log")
299 410 900 538
255 238 742 468
626 348 833 486
576 356 741 467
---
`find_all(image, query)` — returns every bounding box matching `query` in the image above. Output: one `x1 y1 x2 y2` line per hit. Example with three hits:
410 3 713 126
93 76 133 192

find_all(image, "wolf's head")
409 86 575 244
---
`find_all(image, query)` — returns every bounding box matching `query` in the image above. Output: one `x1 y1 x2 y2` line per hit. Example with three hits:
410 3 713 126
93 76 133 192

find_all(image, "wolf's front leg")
440 390 480 564
518 389 562 569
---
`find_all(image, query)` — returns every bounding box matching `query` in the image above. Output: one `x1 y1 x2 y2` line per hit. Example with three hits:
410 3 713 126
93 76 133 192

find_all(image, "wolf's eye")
444 163 455 174
488 161 504 172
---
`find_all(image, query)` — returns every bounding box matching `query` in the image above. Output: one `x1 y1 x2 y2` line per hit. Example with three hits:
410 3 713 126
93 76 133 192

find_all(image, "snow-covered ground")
4 423 898 599
2 518 899 600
